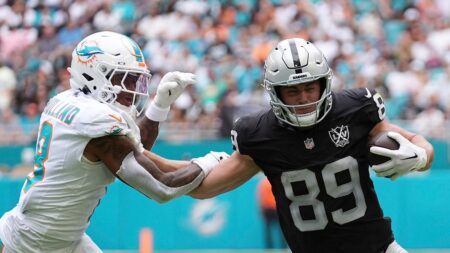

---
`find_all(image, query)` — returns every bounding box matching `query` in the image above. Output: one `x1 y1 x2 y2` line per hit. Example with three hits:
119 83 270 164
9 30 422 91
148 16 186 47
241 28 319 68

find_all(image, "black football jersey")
231 88 394 253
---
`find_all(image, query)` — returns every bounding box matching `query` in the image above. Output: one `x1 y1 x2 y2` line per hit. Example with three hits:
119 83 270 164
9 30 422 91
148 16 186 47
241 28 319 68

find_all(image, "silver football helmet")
263 38 333 128
69 31 151 117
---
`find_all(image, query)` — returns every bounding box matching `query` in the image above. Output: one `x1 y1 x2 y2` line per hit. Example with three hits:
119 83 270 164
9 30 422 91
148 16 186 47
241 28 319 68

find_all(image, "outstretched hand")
153 72 196 109
145 71 196 122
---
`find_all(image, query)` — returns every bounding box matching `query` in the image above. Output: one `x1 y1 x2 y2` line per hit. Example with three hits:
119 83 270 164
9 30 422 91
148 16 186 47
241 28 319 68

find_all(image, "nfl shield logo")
328 125 350 147
304 138 315 150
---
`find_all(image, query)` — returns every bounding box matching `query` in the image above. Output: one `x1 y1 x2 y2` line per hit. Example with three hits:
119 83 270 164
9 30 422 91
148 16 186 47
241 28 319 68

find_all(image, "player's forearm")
189 153 260 199
135 151 203 187
136 116 159 150
143 150 190 172
409 134 434 171
189 171 251 199
189 171 231 199
117 151 205 203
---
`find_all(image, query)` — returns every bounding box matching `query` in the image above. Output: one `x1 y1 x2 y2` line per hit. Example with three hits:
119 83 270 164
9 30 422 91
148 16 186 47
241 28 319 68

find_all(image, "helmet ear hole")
81 85 91 94
99 65 107 73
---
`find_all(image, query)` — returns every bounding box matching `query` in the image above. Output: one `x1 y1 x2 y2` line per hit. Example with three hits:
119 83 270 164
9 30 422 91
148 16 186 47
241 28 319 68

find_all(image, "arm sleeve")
116 152 205 203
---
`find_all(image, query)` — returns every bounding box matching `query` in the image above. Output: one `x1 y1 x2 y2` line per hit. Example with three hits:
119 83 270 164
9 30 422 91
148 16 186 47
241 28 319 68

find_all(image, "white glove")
145 72 196 121
191 151 230 175
370 132 427 180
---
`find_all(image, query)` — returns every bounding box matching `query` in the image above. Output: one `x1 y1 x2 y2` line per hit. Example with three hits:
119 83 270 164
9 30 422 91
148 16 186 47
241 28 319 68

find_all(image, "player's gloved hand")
191 151 230 175
370 132 427 180
145 72 196 122
154 71 196 108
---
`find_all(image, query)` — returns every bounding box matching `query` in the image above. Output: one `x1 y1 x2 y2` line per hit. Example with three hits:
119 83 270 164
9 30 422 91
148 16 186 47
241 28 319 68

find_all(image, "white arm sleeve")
116 152 205 203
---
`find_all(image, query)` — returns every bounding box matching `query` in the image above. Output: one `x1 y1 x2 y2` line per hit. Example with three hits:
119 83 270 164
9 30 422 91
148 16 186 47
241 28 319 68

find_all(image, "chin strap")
288 110 318 128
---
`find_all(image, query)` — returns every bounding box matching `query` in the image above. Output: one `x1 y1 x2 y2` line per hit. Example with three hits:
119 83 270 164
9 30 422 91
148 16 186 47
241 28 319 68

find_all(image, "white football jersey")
13 89 136 242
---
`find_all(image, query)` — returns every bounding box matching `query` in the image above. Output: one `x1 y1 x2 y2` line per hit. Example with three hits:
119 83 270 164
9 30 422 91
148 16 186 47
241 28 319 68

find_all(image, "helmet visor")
110 71 150 95
110 70 151 113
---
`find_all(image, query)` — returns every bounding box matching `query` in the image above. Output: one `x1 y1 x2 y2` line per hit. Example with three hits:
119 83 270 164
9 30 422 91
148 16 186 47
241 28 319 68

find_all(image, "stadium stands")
0 0 448 143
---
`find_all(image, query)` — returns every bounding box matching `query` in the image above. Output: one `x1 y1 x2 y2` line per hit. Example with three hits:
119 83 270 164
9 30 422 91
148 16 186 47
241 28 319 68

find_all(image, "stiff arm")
143 150 191 172
85 135 206 203
189 152 261 199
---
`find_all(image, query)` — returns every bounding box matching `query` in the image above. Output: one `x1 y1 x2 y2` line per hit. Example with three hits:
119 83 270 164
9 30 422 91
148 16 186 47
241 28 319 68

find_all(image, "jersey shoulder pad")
339 87 377 101
335 87 385 122
232 110 268 137
71 99 130 138
231 110 272 154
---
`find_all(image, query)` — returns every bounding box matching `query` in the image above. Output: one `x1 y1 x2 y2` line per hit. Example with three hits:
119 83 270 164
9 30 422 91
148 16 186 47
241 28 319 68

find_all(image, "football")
367 132 400 166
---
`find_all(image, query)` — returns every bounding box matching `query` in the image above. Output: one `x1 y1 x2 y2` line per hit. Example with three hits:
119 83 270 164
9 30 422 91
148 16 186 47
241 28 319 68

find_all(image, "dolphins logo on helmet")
76 40 104 64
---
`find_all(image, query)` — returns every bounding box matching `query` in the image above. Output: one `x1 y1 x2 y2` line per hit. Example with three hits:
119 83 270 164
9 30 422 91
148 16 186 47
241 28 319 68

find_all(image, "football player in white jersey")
0 31 227 253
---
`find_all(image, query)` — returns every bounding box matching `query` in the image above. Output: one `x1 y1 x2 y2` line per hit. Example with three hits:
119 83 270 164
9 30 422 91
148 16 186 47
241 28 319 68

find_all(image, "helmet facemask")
99 66 151 119
267 76 332 128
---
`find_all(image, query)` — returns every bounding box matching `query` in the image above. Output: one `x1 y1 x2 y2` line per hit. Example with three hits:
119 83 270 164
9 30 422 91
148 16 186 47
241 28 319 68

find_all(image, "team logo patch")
304 138 315 150
106 125 124 135
329 125 350 147
76 40 104 64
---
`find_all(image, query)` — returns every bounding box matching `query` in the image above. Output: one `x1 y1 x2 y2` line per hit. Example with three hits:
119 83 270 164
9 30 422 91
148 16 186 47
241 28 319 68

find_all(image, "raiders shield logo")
329 125 350 147
304 138 315 150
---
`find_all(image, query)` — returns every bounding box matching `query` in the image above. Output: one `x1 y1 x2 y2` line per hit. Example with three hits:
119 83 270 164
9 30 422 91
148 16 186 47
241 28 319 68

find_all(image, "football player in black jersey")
190 38 434 253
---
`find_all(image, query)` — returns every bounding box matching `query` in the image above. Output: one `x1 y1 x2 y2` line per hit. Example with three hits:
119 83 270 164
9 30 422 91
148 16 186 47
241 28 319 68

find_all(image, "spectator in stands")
0 60 17 111
19 102 40 141
412 93 447 139
93 2 123 33
57 18 85 47
0 0 449 145
0 108 25 145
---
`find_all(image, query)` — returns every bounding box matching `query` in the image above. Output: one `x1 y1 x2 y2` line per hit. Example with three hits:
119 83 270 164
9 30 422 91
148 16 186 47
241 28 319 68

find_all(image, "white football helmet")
263 38 333 128
69 31 151 117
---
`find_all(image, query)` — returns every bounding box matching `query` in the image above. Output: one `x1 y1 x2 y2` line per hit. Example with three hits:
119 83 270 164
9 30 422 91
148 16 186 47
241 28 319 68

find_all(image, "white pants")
0 210 102 253
386 240 408 253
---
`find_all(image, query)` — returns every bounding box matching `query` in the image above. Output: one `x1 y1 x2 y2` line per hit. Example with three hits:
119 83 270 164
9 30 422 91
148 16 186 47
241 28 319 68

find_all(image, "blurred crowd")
0 0 449 146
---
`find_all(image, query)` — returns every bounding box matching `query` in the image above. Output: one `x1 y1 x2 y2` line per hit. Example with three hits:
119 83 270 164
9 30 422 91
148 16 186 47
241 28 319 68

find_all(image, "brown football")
367 132 400 166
